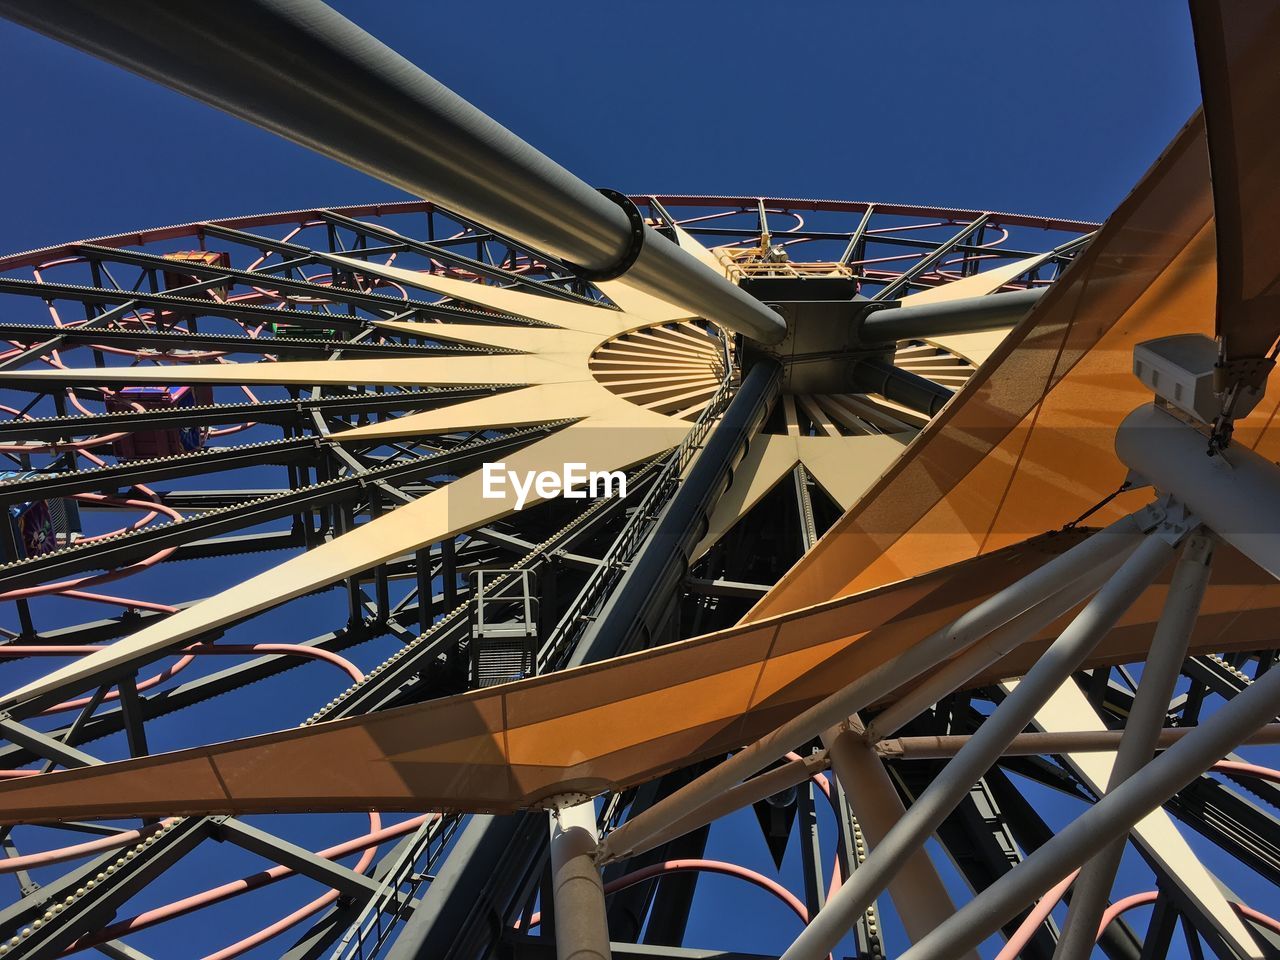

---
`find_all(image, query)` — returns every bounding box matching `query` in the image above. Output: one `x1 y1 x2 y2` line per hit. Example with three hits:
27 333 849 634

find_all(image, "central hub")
589 319 727 420
744 300 895 394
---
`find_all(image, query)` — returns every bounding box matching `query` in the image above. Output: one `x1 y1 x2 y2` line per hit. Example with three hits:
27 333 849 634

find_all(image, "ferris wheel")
0 3 1277 960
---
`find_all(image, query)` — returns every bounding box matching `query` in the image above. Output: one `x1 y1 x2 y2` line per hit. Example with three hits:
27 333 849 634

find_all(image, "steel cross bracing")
0 388 504 443
0 190 688 953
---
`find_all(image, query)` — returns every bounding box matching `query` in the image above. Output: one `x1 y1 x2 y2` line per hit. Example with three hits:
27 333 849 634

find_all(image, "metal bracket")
1141 495 1200 546
1209 355 1275 455
566 189 646 282
541 793 596 816
1212 355 1274 396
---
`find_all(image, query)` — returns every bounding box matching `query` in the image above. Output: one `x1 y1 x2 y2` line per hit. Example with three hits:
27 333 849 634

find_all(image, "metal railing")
469 568 540 687
330 814 461 960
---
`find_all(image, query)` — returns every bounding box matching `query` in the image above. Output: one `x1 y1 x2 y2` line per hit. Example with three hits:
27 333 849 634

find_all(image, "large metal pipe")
893 644 1280 960
1052 532 1214 960
1116 403 1280 578
548 800 611 960
876 721 1280 759
859 288 1045 342
848 359 955 417
0 0 787 345
822 719 973 956
780 531 1175 960
567 358 783 667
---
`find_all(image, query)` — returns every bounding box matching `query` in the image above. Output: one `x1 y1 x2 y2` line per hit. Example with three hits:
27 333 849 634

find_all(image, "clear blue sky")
0 3 1226 959
0 2 1201 253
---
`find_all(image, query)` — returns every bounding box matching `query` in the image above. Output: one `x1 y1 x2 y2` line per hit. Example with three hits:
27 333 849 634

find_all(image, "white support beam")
893 642 1280 960
778 530 1174 960
1051 532 1216 959
1011 671 1263 956
549 799 611 960
822 718 976 958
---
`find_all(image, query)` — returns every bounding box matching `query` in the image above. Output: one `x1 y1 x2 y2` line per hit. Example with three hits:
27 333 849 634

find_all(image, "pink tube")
1213 760 1280 784
520 857 811 931
0 819 177 874
1235 903 1280 935
67 813 439 957
1097 891 1159 939
45 653 192 716
0 643 362 683
211 644 364 684
996 880 1280 952
196 815 381 960
54 591 181 614
0 641 364 716
1095 892 1280 941
0 493 184 603
0 432 132 455
998 763 1280 952
993 871 1078 960
199 888 347 960
785 750 843 894
0 641 368 883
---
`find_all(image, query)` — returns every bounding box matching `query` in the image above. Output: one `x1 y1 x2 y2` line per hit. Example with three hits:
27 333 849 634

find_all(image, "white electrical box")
1132 334 1264 424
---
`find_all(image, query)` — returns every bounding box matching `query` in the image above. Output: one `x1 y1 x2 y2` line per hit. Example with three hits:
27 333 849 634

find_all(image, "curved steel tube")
523 858 813 930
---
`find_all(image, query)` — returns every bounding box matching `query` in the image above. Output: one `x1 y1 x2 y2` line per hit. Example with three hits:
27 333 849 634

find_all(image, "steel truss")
0 138 1270 960
0 191 1162 960
0 24 1269 957
0 2 1271 957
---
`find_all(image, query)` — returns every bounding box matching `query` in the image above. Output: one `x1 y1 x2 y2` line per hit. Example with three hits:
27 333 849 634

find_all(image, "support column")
1052 532 1214 960
548 799 610 960
779 529 1174 960
823 718 975 957
891 649 1280 960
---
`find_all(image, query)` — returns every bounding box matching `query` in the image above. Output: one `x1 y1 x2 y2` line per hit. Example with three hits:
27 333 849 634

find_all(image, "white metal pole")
1117 403 1280 578
874 722 1280 759
823 718 977 957
0 1 788 345
864 548 1132 742
1051 531 1215 960
779 531 1174 960
893 647 1280 960
548 799 611 960
605 752 832 864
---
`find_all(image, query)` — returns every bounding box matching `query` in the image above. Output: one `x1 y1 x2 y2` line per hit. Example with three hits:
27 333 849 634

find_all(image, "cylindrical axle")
0 0 787 345
859 288 1045 342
